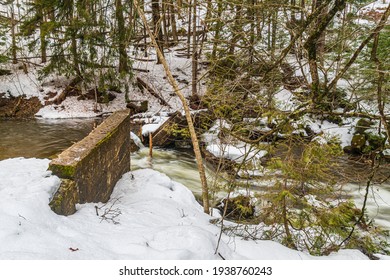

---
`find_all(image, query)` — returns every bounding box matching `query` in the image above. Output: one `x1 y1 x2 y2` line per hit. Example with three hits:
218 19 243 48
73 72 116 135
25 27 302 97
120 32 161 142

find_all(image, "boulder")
351 134 367 154
355 118 373 134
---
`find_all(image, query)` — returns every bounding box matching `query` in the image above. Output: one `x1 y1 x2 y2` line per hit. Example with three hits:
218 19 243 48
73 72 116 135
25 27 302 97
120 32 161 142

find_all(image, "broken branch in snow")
136 76 171 107
96 197 122 225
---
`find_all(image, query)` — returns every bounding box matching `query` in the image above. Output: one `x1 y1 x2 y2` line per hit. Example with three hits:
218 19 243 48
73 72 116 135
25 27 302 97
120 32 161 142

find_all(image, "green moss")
49 163 76 179
356 118 373 134
96 127 118 147
49 179 77 216
351 134 366 153
49 193 63 212
366 133 386 151
168 123 191 139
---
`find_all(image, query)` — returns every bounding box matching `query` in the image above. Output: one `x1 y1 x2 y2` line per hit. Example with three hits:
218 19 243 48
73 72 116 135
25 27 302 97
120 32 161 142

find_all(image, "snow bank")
203 120 268 164
0 157 369 260
361 0 390 12
0 68 43 101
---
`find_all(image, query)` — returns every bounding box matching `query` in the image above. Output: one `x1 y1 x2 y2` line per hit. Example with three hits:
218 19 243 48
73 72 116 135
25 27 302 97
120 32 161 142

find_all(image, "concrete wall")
49 110 130 215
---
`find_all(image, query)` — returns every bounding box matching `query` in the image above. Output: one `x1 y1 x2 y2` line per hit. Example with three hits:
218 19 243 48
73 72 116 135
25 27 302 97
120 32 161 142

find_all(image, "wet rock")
218 195 255 221
174 139 192 149
343 145 353 154
127 100 148 114
351 134 367 154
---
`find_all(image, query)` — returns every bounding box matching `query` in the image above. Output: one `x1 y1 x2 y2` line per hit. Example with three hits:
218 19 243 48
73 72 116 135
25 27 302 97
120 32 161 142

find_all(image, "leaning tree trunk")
328 4 390 91
134 0 210 214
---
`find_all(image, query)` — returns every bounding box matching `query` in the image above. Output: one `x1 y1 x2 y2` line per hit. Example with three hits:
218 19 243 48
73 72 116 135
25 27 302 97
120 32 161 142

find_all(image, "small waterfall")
130 132 145 149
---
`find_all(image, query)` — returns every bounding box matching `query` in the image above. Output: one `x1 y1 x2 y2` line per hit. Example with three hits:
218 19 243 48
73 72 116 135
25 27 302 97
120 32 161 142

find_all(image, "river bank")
1 156 379 260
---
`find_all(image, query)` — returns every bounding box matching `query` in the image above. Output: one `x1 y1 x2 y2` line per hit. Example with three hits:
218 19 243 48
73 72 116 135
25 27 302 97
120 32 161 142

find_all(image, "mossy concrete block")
49 109 130 215
49 179 78 216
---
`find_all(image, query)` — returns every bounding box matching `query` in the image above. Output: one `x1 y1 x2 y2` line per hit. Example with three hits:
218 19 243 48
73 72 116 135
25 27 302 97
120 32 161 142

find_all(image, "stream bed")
1 118 390 231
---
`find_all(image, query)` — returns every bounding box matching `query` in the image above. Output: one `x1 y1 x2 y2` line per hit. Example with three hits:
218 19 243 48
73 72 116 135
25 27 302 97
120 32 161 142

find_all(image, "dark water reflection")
0 118 101 160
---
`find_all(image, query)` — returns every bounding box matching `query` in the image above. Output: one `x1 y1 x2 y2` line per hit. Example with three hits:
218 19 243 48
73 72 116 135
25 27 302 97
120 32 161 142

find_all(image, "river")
1 118 390 231
0 118 101 160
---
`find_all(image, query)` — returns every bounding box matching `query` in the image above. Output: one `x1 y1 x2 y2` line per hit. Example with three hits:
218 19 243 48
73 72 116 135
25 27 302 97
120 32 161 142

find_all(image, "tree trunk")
229 2 243 56
192 0 198 97
115 0 129 73
36 1 47 63
304 0 346 103
211 0 223 60
187 0 192 58
249 0 256 63
314 0 327 63
271 8 277 56
11 7 17 64
170 0 178 44
134 0 210 214
152 0 164 64
162 1 169 45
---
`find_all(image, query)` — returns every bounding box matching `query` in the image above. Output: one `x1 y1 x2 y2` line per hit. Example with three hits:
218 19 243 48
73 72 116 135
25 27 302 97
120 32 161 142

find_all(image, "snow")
301 116 357 148
361 0 390 12
139 113 170 136
0 157 370 260
1 0 389 263
36 95 128 119
274 89 300 112
0 67 43 100
206 143 267 163
203 120 268 164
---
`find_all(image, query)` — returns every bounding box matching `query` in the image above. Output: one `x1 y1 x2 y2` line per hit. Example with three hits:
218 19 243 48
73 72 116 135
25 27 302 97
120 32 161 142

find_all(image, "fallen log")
136 76 171 107
151 111 186 147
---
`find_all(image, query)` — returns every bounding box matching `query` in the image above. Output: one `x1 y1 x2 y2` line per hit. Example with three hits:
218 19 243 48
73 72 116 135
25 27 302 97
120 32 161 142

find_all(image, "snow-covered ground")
361 0 390 12
1 0 389 262
0 157 374 260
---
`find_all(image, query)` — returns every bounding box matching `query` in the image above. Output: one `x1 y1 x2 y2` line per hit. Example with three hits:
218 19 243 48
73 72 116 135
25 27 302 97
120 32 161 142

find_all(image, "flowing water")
1 118 390 231
131 147 390 231
131 148 215 196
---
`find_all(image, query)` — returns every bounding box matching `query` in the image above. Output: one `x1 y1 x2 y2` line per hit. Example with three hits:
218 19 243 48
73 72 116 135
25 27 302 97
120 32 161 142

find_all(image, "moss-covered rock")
126 100 148 114
351 134 367 154
355 118 374 134
366 132 386 151
219 195 255 221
